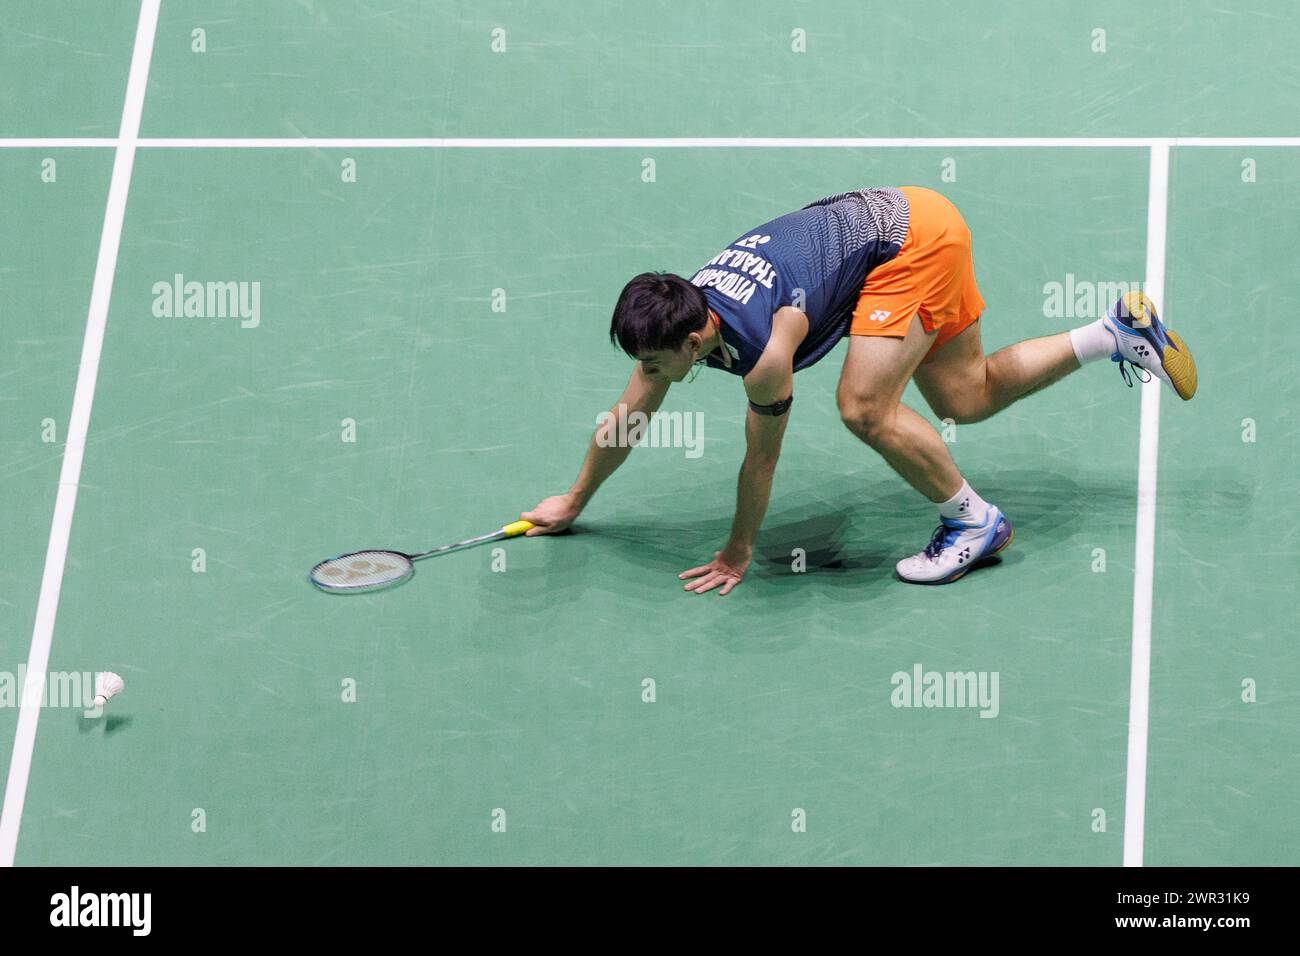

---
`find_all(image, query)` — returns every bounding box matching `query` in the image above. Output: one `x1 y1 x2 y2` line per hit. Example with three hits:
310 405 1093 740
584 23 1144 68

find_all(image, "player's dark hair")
609 272 708 358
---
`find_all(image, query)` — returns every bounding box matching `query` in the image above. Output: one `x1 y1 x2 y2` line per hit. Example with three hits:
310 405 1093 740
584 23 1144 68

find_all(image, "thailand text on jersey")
691 187 909 376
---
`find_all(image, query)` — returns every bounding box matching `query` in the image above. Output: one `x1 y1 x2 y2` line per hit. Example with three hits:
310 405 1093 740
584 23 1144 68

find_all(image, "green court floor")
1 1 1295 866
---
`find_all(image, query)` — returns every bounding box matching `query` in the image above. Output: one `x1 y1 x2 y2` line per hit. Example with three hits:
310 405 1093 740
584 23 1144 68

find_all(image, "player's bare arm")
680 306 807 596
523 361 670 536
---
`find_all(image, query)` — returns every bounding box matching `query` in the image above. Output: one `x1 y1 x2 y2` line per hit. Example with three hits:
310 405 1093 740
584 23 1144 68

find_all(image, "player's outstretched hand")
679 549 750 596
521 494 581 536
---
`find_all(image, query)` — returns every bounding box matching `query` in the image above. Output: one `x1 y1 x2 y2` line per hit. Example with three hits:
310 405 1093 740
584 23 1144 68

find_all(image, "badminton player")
523 186 1197 593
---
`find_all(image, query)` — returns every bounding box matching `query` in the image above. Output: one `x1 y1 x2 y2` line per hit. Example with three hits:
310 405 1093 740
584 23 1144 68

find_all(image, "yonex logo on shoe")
890 664 1000 718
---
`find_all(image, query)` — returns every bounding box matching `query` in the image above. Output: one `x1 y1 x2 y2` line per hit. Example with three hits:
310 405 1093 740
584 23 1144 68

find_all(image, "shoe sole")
1162 329 1198 401
895 524 1016 586
1122 290 1198 401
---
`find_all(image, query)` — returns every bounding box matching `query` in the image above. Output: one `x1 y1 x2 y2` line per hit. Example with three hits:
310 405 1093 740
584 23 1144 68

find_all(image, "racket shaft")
412 529 504 560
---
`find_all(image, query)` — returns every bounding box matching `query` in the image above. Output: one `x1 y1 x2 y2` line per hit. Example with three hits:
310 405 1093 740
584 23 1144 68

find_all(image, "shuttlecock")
93 671 124 709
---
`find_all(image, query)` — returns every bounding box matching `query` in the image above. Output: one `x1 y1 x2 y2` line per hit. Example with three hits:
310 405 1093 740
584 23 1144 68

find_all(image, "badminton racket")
309 520 534 594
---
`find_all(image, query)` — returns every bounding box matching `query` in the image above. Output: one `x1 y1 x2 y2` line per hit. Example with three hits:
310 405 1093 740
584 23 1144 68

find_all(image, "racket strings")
308 521 529 594
311 550 413 592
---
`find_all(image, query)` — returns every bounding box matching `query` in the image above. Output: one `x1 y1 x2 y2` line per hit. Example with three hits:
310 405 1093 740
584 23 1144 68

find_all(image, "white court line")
1 136 1300 149
136 137 1171 148
0 0 161 868
0 139 120 148
1122 144 1170 868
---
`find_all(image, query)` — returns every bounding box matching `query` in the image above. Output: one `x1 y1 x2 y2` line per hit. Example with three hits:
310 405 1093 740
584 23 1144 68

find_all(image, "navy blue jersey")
691 188 909 377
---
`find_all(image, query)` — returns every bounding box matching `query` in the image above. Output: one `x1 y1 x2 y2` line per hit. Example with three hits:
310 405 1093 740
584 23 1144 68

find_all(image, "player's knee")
838 394 894 445
926 364 991 424
929 397 985 425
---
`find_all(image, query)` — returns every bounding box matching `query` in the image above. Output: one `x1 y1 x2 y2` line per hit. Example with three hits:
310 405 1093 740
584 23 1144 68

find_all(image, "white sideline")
0 0 161 867
1 136 1299 149
1122 144 1169 868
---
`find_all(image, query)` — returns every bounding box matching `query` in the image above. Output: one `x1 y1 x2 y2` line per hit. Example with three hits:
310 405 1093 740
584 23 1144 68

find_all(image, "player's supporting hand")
521 494 581 536
679 549 750 596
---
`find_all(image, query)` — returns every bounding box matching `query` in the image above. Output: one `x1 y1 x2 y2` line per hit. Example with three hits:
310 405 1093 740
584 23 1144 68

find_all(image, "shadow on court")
577 465 1143 578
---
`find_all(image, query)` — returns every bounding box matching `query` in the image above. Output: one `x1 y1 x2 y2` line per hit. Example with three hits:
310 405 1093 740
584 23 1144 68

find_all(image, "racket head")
309 550 414 594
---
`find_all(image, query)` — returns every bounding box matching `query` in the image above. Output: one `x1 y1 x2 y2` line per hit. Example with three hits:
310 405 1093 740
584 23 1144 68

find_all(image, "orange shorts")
850 186 985 362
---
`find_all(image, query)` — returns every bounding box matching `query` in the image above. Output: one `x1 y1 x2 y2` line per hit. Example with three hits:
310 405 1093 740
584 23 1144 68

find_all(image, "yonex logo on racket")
319 556 403 582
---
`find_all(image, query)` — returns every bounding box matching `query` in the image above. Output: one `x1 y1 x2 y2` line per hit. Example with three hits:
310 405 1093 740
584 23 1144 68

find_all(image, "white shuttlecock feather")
93 672 124 708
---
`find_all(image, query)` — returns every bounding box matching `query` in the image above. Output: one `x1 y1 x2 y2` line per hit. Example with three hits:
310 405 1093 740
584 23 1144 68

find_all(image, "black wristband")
748 395 793 417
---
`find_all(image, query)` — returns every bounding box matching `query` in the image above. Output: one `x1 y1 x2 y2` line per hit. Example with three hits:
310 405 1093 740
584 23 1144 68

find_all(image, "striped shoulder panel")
803 186 909 249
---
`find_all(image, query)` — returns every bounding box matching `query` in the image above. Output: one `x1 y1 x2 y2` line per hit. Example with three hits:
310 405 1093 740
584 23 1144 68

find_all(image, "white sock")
939 480 990 524
1069 318 1116 365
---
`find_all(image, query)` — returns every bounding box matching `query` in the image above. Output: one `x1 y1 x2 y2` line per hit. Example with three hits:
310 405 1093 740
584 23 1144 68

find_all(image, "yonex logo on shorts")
868 309 892 322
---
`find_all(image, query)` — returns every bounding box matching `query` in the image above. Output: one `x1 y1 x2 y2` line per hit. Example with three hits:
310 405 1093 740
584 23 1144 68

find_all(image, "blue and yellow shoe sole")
1120 291 1198 401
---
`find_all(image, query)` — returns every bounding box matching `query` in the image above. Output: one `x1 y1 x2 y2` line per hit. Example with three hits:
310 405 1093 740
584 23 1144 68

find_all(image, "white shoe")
1103 291 1198 400
895 507 1014 585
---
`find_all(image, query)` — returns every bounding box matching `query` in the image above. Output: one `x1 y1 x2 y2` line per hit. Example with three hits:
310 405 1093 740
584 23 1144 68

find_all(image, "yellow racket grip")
502 520 534 537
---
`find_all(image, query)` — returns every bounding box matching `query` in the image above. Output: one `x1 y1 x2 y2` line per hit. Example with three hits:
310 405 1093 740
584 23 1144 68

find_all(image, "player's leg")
850 186 1013 583
911 319 1081 424
913 294 1199 423
836 314 960 502
836 320 1014 585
